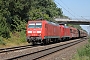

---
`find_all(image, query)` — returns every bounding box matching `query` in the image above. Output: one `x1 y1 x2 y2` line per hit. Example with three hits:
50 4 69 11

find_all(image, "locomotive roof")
46 21 59 26
28 20 59 26
64 26 69 28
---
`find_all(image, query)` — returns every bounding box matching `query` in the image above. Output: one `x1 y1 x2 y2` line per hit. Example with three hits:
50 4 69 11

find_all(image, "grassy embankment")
72 36 90 60
0 31 28 48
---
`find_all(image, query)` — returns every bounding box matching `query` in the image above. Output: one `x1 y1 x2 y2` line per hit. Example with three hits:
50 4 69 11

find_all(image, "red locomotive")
26 20 87 45
26 20 60 44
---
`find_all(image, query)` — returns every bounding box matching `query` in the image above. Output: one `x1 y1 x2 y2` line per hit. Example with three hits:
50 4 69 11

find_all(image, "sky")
54 0 90 34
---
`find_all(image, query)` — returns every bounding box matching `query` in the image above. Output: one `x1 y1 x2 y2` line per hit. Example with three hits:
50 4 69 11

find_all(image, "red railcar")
59 25 71 40
26 20 60 44
69 27 79 38
64 26 71 39
59 25 64 39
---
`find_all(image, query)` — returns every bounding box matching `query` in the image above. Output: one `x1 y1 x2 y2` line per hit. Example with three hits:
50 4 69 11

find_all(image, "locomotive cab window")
28 23 35 28
36 22 42 28
28 22 42 28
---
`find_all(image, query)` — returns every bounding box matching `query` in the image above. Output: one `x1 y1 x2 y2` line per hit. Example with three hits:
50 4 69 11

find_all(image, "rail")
5 38 86 60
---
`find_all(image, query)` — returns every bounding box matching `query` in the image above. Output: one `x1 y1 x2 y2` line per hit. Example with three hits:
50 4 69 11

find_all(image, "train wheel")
53 38 56 43
42 39 48 45
31 42 36 45
42 39 46 45
27 39 30 43
47 39 50 44
61 38 63 42
45 39 48 44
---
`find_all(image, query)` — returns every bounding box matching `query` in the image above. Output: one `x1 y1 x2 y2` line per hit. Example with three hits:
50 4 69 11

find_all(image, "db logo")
33 31 36 33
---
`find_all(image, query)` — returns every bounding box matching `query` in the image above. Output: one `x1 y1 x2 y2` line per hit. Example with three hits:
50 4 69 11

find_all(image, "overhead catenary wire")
54 0 87 20
54 0 78 20
59 0 87 20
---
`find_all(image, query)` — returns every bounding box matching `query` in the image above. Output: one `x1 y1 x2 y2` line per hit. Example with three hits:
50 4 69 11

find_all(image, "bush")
78 44 90 57
19 30 26 43
72 38 90 60
0 17 10 38
0 37 6 45
88 38 90 43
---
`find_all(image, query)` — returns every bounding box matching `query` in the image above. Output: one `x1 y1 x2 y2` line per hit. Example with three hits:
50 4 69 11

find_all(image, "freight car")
79 30 87 37
69 26 79 38
26 20 87 45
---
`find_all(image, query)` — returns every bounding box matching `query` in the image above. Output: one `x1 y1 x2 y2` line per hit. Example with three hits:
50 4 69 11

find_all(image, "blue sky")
54 0 90 34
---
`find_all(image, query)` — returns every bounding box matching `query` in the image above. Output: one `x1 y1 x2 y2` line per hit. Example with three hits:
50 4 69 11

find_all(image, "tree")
0 0 64 38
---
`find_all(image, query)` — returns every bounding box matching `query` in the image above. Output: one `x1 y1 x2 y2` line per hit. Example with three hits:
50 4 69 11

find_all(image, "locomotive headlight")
28 31 32 33
37 31 41 33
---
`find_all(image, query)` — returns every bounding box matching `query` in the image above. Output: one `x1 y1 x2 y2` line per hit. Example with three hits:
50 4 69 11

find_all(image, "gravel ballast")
39 38 88 60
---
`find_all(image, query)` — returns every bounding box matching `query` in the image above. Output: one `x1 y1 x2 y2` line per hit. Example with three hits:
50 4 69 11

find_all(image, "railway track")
0 45 33 53
1 38 86 60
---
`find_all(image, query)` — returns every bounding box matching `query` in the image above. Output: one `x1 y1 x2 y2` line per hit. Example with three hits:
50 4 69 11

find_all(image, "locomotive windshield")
36 23 42 28
28 22 42 28
28 23 35 28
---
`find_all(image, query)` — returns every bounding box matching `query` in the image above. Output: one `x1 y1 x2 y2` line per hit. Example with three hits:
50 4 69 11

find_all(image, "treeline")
0 0 65 38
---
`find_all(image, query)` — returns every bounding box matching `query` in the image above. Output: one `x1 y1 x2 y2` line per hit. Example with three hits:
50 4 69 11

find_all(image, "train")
26 20 87 45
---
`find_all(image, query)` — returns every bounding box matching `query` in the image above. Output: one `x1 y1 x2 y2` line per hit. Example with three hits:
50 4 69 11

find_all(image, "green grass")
72 38 90 60
0 31 28 48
